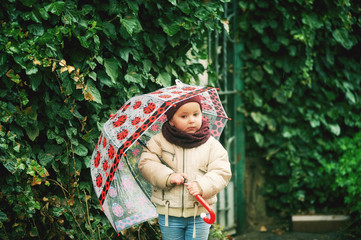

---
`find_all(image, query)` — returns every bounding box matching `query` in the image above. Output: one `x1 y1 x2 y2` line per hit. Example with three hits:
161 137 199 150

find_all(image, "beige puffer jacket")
138 132 231 218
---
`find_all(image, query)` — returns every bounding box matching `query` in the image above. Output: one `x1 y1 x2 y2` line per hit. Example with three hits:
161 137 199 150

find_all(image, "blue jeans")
158 214 211 240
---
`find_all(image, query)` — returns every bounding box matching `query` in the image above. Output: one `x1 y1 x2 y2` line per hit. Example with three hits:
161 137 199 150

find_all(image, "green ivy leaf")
310 119 320 128
37 32 54 45
97 70 114 87
60 75 74 96
38 152 53 166
26 66 38 75
22 10 42 23
45 1 65 16
102 22 116 39
126 84 141 98
3 159 16 174
127 2 139 13
85 80 102 104
88 71 97 81
250 67 264 82
58 106 73 120
104 58 119 83
142 59 152 73
332 29 355 50
125 72 142 84
254 132 264 146
346 90 356 104
194 7 213 21
25 125 39 142
302 12 323 29
20 0 37 7
118 48 131 63
329 123 341 136
39 7 50 20
120 16 142 36
73 143 88 156
19 89 29 105
177 2 191 14
52 206 66 217
0 211 8 222
159 20 180 36
28 24 44 36
66 127 77 139
156 72 171 86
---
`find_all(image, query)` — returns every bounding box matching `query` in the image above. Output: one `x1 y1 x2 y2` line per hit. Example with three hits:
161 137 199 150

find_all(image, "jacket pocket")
193 165 207 181
161 150 175 162
198 167 207 174
160 150 176 170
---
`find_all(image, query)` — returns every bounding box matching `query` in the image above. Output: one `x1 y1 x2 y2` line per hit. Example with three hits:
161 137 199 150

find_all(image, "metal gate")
208 0 245 236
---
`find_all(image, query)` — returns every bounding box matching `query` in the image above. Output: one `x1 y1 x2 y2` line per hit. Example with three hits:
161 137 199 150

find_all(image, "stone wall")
244 157 274 231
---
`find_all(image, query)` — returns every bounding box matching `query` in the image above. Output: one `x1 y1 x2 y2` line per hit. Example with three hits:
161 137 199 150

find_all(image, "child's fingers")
180 173 188 181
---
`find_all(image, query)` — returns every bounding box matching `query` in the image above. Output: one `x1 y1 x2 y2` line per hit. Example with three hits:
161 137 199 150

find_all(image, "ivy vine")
0 0 228 239
238 0 361 216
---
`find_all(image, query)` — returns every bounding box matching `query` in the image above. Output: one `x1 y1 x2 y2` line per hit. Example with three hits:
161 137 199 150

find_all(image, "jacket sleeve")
196 139 232 199
138 134 174 190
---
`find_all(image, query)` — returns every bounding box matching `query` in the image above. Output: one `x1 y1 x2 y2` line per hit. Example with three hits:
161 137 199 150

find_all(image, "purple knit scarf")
161 118 211 148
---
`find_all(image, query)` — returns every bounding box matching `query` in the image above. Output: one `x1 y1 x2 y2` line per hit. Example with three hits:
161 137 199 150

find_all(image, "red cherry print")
143 102 156 114
117 129 129 140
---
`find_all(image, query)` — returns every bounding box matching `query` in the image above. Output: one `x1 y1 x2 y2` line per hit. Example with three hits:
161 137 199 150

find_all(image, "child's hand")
185 181 202 196
170 173 188 185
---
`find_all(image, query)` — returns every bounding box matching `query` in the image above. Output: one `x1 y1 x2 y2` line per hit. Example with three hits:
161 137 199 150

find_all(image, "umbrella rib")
96 86 227 207
98 102 172 206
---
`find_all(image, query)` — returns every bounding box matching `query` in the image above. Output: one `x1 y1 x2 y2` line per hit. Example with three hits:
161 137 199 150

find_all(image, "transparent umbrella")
90 80 228 232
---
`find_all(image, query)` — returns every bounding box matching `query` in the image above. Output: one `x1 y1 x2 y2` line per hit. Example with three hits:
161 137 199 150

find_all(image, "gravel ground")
231 218 358 240
233 231 353 240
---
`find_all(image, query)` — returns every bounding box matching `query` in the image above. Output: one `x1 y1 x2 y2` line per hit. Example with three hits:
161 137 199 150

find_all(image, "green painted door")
208 0 245 235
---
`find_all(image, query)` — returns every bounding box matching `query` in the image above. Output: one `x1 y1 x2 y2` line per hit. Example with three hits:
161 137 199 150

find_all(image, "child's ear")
169 120 175 126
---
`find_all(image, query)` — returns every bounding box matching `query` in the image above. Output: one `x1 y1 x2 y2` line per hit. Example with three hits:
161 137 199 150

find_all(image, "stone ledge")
292 215 350 233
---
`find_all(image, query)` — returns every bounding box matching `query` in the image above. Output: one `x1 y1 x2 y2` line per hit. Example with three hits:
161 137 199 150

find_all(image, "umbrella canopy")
90 80 228 232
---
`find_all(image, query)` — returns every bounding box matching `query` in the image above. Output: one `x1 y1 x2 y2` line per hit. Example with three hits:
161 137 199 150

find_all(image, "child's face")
169 102 202 134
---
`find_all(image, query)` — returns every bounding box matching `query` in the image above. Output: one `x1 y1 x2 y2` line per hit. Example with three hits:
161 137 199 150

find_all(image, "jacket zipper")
181 148 185 216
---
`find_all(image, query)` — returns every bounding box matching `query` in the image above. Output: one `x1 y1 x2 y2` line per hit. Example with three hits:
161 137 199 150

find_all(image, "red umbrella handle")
195 194 216 224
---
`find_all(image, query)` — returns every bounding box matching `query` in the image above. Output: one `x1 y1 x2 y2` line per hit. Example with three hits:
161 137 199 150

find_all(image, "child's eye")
181 115 187 118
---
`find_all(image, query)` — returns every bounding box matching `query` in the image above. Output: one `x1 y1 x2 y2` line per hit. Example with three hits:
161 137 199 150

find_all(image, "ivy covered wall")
237 0 361 218
0 0 227 239
1 0 361 239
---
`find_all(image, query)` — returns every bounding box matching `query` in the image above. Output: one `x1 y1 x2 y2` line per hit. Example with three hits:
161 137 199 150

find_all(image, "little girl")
138 95 231 240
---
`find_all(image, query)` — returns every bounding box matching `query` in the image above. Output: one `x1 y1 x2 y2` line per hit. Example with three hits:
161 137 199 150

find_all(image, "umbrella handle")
195 194 216 224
